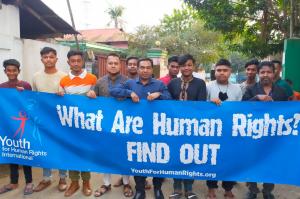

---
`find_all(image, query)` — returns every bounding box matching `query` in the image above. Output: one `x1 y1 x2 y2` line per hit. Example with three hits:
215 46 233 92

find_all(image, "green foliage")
184 0 293 57
127 6 226 71
106 5 125 29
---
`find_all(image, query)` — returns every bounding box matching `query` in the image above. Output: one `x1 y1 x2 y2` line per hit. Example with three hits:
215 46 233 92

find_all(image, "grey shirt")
94 74 127 97
207 80 242 101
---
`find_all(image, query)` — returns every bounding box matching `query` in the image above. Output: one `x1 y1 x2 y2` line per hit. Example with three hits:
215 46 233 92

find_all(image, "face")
215 65 231 83
259 65 274 85
168 61 179 77
5 65 20 81
68 55 84 73
107 56 121 75
127 59 138 75
138 60 153 80
180 59 194 78
274 63 281 78
41 52 58 68
245 64 257 80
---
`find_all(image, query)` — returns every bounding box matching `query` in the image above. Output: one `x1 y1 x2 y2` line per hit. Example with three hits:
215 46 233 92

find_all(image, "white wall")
0 4 70 84
0 4 21 82
22 39 70 83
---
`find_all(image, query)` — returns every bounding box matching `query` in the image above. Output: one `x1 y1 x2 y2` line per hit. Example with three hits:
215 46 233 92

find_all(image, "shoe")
154 188 164 199
133 190 146 199
185 192 198 199
34 180 51 192
82 180 92 196
246 192 257 199
58 178 67 192
169 192 182 199
64 181 79 197
263 193 275 199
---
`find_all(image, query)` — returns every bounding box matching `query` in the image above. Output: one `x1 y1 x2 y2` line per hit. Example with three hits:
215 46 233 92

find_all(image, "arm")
158 83 171 100
109 81 133 98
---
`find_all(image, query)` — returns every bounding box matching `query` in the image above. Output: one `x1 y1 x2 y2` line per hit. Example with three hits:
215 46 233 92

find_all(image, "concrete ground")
1 166 300 199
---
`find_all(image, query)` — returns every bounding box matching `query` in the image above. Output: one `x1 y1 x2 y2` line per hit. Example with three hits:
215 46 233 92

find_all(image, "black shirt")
168 77 207 101
242 82 288 101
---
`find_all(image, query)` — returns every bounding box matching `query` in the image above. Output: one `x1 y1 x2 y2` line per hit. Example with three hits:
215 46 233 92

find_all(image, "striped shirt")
59 70 97 96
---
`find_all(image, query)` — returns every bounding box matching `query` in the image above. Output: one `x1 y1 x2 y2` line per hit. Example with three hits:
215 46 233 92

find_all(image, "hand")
130 92 139 103
16 86 24 92
211 98 222 106
256 95 273 101
147 92 160 101
87 90 96 99
56 91 64 96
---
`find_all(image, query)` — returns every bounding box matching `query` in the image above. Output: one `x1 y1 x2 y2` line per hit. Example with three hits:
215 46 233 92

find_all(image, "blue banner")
0 88 300 186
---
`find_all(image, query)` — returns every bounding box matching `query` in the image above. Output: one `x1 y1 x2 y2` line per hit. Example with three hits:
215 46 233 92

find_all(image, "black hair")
271 60 281 67
215 58 231 68
138 58 153 68
3 59 20 70
168 56 178 65
178 54 195 66
245 59 259 68
107 53 120 59
285 79 293 85
126 56 139 65
67 50 84 59
40 47 57 56
258 61 275 72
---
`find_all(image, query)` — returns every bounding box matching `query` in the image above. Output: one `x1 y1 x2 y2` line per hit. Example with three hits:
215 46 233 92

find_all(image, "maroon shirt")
0 80 32 90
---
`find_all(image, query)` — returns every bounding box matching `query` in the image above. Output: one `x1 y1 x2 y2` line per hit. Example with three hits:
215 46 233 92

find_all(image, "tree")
106 5 125 29
184 0 295 57
127 7 226 71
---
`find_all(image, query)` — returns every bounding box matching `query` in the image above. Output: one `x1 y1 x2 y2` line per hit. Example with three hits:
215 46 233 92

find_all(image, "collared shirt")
159 74 172 86
275 78 294 98
59 69 97 95
110 78 171 100
94 74 127 97
242 82 288 101
167 77 207 101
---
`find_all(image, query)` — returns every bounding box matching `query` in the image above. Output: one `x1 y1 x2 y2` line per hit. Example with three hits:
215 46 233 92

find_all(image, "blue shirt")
110 78 171 100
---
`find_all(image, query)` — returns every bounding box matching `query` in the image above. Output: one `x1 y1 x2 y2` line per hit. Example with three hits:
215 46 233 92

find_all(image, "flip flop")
0 185 15 194
123 184 133 197
94 184 111 197
24 183 34 195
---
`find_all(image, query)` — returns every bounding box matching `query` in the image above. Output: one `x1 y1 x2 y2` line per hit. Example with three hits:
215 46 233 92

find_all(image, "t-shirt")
0 80 32 90
32 70 66 93
207 80 242 101
60 70 97 96
159 74 172 86
275 78 293 98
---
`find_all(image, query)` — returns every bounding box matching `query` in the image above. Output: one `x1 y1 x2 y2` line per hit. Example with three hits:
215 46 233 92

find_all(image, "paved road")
1 167 300 199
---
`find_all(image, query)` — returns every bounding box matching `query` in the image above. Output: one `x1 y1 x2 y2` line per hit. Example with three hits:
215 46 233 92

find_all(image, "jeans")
173 179 194 192
43 168 67 181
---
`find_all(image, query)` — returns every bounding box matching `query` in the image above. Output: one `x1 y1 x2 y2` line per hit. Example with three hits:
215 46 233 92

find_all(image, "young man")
168 54 206 199
110 58 171 199
0 59 33 195
33 47 68 193
126 56 139 79
243 61 288 199
58 50 96 197
272 60 293 100
240 59 259 94
160 56 179 85
206 59 242 199
91 53 132 197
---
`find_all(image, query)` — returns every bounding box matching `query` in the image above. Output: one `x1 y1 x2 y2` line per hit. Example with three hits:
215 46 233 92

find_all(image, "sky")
42 0 182 33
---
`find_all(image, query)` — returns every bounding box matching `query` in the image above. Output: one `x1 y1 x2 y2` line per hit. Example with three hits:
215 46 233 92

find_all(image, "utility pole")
66 0 80 50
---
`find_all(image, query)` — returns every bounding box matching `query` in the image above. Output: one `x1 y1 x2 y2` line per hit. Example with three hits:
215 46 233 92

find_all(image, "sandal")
0 184 17 194
123 184 133 197
94 184 111 197
24 183 34 195
145 179 151 190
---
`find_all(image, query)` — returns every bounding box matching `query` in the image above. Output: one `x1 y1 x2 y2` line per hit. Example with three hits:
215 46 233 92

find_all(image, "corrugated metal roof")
3 0 78 39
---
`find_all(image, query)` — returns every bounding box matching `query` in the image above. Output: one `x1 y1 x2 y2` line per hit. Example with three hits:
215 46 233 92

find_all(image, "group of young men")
0 46 296 199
